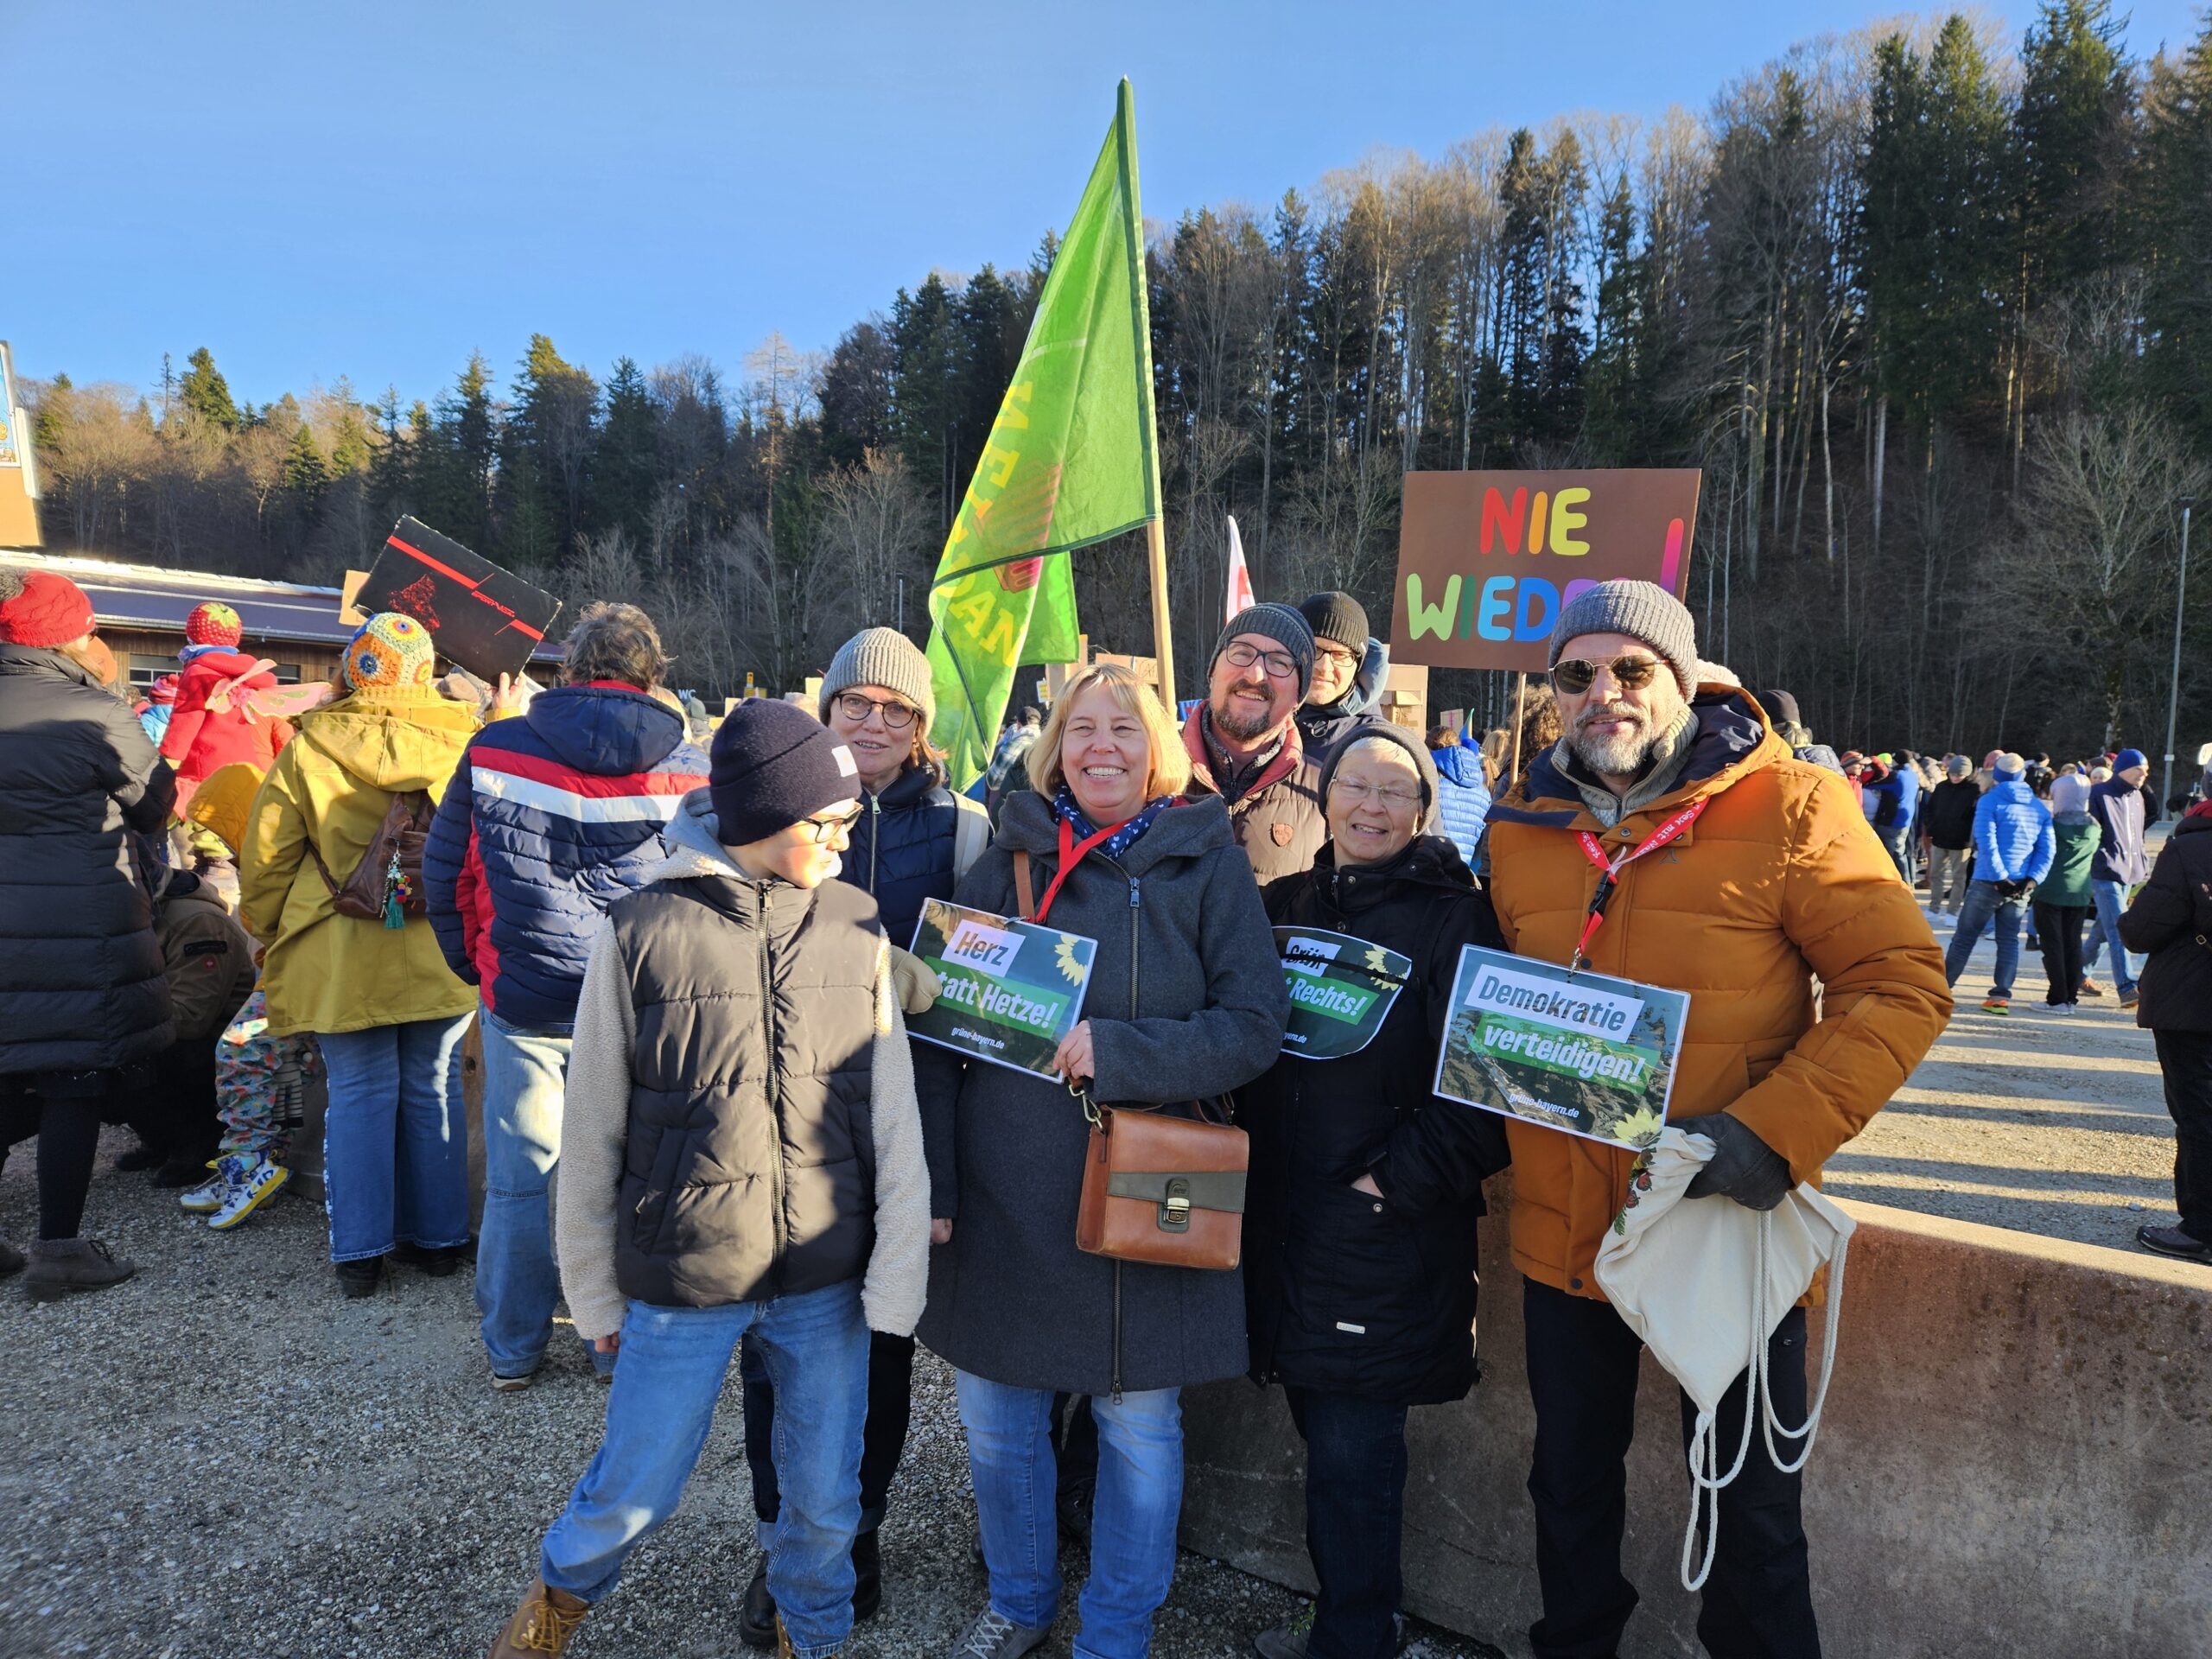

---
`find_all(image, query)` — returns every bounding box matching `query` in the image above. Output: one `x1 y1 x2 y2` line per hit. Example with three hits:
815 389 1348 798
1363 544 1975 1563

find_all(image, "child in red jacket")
157 602 294 807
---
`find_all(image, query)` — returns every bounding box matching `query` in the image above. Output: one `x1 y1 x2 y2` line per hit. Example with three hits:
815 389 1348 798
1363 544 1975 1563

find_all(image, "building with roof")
0 549 560 687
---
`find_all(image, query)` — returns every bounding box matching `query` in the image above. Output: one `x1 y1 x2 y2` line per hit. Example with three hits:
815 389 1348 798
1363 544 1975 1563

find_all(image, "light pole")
2163 497 2197 813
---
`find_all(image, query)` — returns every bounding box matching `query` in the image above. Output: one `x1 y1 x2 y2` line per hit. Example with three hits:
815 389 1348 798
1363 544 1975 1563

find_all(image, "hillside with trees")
24 3 2212 755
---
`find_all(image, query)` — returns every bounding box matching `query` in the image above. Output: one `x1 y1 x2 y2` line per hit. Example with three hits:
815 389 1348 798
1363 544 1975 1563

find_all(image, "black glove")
1996 877 2037 901
1675 1113 1794 1211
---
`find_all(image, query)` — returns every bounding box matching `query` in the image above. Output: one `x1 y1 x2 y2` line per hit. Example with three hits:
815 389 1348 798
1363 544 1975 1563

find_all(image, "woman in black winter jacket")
2119 800 2212 1263
1240 725 1511 1659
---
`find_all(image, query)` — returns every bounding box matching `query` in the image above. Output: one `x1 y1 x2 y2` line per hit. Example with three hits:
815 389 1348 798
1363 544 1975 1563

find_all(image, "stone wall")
1180 1194 2212 1658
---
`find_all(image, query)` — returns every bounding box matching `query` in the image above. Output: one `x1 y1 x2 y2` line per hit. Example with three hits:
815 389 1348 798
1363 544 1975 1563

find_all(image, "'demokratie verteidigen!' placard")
1432 945 1688 1150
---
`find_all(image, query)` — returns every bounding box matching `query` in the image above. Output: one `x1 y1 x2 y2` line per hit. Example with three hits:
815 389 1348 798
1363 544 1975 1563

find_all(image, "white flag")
1224 514 1255 624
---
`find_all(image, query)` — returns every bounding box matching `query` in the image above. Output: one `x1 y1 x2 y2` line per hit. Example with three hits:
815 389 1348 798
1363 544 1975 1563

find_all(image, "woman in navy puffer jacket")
734 625 989 1645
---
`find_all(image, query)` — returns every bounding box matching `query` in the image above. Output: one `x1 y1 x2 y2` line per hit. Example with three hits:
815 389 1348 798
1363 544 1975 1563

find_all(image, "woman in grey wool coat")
915 663 1290 1659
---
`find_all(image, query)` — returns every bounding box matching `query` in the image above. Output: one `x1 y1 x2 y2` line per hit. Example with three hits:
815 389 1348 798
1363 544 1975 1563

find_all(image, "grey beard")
1569 709 1656 778
1212 685 1277 741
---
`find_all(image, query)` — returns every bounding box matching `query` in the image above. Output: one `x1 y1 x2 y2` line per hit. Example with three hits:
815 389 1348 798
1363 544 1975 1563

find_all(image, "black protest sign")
357 518 563 681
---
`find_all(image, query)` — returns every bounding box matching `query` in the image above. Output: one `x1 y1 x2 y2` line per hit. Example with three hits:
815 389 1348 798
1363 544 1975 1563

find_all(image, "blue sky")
10 1 2206 407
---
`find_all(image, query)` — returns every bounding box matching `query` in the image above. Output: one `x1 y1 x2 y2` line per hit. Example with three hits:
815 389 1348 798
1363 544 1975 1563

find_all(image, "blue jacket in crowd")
1430 741 1492 865
2088 775 2152 887
1864 764 1921 835
423 683 709 1033
1971 776 2055 886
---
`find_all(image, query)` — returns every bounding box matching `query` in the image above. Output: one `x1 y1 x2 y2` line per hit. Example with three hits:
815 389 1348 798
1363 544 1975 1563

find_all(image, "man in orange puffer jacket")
158 602 294 804
1479 580 1949 1659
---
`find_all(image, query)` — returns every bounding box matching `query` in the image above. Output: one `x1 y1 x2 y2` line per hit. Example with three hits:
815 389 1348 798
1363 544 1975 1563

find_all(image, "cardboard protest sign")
1274 927 1411 1060
357 518 563 682
1390 470 1701 673
1433 945 1688 1150
908 899 1097 1079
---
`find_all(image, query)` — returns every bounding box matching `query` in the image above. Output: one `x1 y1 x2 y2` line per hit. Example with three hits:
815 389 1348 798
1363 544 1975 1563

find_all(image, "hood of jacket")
1984 776 2037 811
1491 687 1777 830
523 682 690 777
179 646 275 689
649 789 758 886
297 686 479 792
1432 742 1484 788
995 782 1235 876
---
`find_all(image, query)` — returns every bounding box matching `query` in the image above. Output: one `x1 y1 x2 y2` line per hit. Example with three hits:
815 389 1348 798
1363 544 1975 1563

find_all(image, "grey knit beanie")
818 626 936 734
1214 602 1316 696
1547 580 1700 697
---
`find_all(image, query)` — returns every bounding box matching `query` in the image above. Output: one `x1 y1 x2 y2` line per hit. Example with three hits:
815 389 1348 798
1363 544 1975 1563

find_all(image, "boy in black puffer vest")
487 702 930 1659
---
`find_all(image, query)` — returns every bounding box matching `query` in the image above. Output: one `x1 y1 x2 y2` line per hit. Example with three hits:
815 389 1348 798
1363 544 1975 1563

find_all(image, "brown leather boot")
776 1614 837 1658
22 1237 134 1301
487 1579 588 1657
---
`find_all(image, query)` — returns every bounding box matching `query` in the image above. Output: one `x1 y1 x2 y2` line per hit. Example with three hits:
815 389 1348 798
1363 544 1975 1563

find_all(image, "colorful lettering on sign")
1402 482 1675 645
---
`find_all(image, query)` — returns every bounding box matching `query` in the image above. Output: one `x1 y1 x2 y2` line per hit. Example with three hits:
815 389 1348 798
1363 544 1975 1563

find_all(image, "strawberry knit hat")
0 569 97 648
186 601 244 648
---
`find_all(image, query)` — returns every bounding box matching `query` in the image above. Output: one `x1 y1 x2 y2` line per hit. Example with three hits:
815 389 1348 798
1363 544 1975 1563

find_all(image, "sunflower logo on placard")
1363 944 1391 975
1611 1107 1666 1149
1056 936 1085 984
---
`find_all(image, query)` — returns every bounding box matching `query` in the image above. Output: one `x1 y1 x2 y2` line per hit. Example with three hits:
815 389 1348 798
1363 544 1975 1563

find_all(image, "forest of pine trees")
22 4 2212 757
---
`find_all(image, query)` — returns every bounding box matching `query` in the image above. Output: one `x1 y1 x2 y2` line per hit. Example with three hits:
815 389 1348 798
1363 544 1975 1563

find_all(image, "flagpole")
1147 518 1178 711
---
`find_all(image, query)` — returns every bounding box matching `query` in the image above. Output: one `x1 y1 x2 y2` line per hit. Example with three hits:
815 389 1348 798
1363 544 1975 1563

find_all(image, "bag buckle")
1159 1178 1192 1232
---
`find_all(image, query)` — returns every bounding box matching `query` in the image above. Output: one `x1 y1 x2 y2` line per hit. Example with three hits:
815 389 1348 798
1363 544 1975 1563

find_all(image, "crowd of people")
0 558 2199 1659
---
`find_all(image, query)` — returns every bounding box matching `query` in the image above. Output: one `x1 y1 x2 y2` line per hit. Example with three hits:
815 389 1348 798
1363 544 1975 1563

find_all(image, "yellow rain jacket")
240 687 479 1038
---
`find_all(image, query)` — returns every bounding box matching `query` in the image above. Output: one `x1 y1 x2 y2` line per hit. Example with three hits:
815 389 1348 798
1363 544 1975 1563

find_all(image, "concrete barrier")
1179 1192 2212 1658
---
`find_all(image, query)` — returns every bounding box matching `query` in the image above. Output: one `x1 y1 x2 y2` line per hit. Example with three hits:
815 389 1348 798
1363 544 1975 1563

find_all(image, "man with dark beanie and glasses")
1294 589 1389 761
1179 601 1328 883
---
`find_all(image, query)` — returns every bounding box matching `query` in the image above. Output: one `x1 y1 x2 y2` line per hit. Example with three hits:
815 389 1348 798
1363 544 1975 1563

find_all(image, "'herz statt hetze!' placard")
907 899 1097 1079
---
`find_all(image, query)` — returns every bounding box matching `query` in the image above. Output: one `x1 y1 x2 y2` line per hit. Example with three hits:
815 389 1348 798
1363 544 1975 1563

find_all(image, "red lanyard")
1032 814 1126 925
1567 798 1707 971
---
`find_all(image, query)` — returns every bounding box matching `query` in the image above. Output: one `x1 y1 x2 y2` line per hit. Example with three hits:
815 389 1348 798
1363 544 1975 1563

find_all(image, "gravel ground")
0 1141 1498 1659
1822 893 2184 1249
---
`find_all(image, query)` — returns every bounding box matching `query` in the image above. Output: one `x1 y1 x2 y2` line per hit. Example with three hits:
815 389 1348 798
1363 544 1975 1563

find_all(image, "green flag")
925 79 1163 791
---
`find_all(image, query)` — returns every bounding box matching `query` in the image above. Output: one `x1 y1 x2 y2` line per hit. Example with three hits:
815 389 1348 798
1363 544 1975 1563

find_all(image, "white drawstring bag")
1592 1126 1854 1592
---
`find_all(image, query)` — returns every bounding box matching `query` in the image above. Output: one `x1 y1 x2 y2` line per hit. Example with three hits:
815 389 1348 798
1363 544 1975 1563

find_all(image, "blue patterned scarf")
1052 786 1173 861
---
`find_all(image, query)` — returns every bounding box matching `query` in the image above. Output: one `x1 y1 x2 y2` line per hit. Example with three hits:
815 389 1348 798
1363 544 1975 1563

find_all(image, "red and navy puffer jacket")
423 683 708 1032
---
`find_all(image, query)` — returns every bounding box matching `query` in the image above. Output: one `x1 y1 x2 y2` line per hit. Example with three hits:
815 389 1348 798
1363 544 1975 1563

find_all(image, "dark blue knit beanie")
709 700 862 847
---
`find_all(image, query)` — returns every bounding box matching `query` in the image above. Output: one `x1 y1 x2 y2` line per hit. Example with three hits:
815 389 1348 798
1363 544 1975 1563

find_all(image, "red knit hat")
0 570 97 648
186 601 243 648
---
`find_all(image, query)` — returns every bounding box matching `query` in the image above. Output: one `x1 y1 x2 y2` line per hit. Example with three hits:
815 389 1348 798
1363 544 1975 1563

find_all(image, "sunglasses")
800 806 864 844
1548 655 1668 696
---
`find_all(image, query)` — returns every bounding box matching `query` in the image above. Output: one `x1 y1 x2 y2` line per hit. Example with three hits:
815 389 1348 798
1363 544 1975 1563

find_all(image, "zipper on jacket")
868 791 881 896
759 884 791 1296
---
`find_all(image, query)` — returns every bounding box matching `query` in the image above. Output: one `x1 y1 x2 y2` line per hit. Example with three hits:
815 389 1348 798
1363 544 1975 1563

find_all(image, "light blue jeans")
317 1015 472 1263
539 1281 868 1659
2091 878 2140 996
475 1005 610 1379
957 1370 1184 1659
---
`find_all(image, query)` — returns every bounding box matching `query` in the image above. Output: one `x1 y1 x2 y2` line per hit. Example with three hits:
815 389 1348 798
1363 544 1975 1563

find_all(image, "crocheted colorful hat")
186 601 243 648
342 612 436 690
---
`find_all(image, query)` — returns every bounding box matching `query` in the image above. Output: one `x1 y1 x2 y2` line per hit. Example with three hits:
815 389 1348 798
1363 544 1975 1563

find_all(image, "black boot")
851 1528 881 1622
335 1256 383 1299
114 1142 163 1173
739 1557 777 1651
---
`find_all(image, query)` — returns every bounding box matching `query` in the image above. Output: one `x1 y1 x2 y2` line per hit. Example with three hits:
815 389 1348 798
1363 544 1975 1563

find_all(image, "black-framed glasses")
1223 641 1298 680
800 806 864 843
1313 639 1358 666
834 691 918 730
1548 655 1667 696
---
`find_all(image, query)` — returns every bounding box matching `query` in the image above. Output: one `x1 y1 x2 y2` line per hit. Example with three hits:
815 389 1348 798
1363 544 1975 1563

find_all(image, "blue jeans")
2091 878 2140 995
540 1281 868 1659
317 1015 472 1263
474 1005 610 1379
1942 880 2028 999
957 1370 1184 1659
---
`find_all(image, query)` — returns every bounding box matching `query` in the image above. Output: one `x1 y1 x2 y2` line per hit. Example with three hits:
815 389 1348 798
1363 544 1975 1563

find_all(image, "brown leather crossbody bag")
1013 847 1249 1273
308 789 434 928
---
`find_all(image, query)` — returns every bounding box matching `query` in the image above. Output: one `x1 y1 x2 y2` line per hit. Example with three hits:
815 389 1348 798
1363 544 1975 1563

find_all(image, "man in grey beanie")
1477 575 1950 1659
1179 601 1329 883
